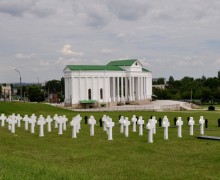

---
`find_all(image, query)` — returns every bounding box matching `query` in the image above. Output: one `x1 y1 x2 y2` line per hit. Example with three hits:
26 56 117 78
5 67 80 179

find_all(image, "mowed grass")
1 102 220 179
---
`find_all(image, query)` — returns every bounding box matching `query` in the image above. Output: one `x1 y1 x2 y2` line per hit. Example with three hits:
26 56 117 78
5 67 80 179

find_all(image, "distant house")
63 59 152 108
1 84 12 101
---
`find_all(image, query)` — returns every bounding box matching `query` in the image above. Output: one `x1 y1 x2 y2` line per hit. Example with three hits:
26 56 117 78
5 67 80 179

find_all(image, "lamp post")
12 68 22 100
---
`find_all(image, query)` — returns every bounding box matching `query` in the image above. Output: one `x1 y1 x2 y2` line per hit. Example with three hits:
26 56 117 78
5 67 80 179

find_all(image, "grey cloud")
0 0 34 16
107 0 149 21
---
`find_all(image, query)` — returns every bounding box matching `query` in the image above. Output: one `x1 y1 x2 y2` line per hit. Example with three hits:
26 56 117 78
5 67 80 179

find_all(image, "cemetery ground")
1 102 220 179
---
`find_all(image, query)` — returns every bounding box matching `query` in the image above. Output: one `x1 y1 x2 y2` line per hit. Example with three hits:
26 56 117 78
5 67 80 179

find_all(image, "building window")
100 88 103 99
88 89 91 100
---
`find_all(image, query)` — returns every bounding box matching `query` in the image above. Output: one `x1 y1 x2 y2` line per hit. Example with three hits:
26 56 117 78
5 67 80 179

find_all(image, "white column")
78 76 81 101
145 77 148 99
97 77 100 101
92 77 94 99
140 77 143 100
117 77 120 101
121 77 124 101
85 77 87 99
113 77 115 101
129 76 132 101
132 77 135 100
138 76 141 100
125 77 128 101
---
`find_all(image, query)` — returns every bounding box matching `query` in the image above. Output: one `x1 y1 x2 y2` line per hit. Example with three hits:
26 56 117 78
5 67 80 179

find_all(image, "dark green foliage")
153 74 220 103
27 86 44 102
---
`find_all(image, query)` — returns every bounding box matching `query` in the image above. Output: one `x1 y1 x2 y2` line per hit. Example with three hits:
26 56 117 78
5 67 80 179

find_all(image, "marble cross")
29 115 37 133
53 114 59 128
45 115 53 132
16 114 22 127
70 117 78 138
176 117 183 138
37 115 46 137
62 115 68 131
188 117 195 136
102 115 108 131
199 116 205 135
57 116 64 135
137 116 144 136
23 115 29 130
162 116 170 140
131 115 137 132
123 117 130 138
151 116 157 134
106 118 115 140
0 114 7 127
76 114 82 131
76 114 82 133
146 119 154 143
88 115 96 136
9 115 17 133
119 116 125 133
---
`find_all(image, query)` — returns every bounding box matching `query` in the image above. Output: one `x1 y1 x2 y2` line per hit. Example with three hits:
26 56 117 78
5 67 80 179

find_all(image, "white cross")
176 117 183 138
124 117 130 138
137 116 144 136
53 114 59 128
199 116 205 135
146 119 154 143
88 115 96 136
76 114 82 133
106 118 115 140
162 116 170 140
37 115 46 137
57 116 64 135
151 116 157 134
29 115 36 134
9 116 17 133
0 114 7 127
76 114 82 131
45 115 53 132
119 116 125 134
62 115 68 131
188 117 195 136
23 115 29 130
70 117 78 138
131 115 137 132
102 115 107 131
16 114 22 127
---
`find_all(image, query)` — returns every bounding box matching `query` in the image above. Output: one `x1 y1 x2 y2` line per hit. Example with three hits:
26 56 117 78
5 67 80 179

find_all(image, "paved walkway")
52 100 198 112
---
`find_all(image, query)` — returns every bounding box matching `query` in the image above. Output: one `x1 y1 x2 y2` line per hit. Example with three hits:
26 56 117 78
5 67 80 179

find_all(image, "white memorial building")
63 59 152 108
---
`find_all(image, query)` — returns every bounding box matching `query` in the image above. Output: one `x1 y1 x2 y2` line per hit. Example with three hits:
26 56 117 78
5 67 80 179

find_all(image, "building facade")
63 59 152 108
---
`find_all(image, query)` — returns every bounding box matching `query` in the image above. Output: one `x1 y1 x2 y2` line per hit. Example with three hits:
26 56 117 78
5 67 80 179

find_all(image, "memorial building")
63 59 152 108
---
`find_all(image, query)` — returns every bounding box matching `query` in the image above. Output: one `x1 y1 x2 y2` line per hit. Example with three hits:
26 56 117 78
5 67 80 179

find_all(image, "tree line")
153 72 220 104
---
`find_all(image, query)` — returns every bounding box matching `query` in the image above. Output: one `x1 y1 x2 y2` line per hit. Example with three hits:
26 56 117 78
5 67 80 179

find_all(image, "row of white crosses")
0 113 206 141
0 113 70 137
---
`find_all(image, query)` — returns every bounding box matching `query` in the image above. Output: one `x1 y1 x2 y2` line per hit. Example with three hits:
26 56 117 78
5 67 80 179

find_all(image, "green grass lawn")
1 102 220 179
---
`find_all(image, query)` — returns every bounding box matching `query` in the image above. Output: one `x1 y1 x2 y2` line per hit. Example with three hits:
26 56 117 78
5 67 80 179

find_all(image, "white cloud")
101 48 112 54
61 45 83 56
15 53 35 60
40 60 50 66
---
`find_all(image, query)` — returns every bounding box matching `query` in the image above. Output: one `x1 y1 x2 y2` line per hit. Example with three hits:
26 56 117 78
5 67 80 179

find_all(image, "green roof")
106 59 137 66
79 100 97 104
67 65 124 71
142 68 150 72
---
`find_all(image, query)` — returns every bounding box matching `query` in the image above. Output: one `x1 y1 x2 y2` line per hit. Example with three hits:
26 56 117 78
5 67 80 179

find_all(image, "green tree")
28 85 44 102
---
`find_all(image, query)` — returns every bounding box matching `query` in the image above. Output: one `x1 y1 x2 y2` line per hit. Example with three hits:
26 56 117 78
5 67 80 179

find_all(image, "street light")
12 68 22 100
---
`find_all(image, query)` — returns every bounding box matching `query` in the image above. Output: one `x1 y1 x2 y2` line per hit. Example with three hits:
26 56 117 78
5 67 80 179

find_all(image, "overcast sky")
1 0 220 83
